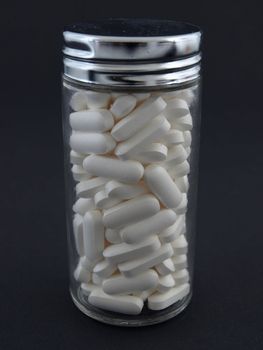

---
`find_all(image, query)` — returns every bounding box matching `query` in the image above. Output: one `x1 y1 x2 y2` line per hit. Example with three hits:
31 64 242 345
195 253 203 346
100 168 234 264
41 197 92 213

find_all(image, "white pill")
110 95 137 120
172 255 188 270
80 256 97 271
155 258 175 275
92 273 104 286
83 210 104 262
74 261 91 283
76 177 108 198
174 176 189 193
173 269 190 285
161 129 184 146
133 289 155 301
70 110 114 132
159 215 186 243
148 283 190 310
71 165 92 181
172 235 188 254
83 155 144 184
73 198 95 215
70 150 85 165
164 98 190 122
88 289 143 315
120 209 177 244
186 147 191 157
132 92 151 102
169 160 190 178
73 214 84 256
94 190 122 210
144 165 182 209
103 236 160 264
85 91 111 108
70 132 116 154
178 89 195 105
93 259 117 279
111 96 167 141
173 113 193 131
183 131 192 147
105 228 122 244
115 115 171 160
103 194 160 229
118 243 174 278
81 282 99 295
157 274 176 293
134 143 168 163
105 180 147 200
175 193 188 215
103 270 158 295
70 91 88 111
162 145 188 169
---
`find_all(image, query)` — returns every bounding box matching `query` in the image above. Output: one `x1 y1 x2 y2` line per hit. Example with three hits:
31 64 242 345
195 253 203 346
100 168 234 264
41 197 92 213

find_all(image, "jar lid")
63 19 201 89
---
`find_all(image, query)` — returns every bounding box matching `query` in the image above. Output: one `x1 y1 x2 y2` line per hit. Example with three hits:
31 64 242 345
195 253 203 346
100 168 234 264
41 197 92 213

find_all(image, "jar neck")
63 55 201 89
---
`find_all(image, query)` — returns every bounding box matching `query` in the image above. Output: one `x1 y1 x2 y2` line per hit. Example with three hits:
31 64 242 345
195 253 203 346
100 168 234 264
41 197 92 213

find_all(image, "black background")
1 0 263 349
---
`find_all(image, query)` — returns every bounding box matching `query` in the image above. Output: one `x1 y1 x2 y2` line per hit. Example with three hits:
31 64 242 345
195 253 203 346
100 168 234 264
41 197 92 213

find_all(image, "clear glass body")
62 79 201 326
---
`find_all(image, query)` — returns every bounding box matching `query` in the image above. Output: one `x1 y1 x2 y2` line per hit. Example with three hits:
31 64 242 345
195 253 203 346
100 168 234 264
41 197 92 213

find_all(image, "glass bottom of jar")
70 286 192 327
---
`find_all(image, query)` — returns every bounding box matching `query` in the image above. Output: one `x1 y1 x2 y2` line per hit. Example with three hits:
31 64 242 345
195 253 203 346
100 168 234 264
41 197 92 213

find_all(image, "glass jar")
62 19 202 326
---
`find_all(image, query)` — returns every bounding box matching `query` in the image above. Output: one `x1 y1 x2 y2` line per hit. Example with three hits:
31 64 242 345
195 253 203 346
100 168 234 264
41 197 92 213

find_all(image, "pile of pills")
69 88 194 315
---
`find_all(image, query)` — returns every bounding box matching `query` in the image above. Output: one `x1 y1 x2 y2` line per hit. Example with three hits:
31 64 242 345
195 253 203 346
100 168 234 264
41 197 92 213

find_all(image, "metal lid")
63 19 202 89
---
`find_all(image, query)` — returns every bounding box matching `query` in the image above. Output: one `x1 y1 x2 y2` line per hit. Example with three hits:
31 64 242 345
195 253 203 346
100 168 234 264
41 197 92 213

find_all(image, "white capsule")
70 132 116 154
70 110 114 132
83 210 104 262
103 194 160 229
92 273 104 286
120 209 177 244
174 176 189 193
111 96 167 141
93 259 117 279
105 180 147 200
132 92 151 102
183 131 192 147
155 258 175 275
73 198 95 215
172 254 188 270
157 274 176 293
71 165 92 181
173 113 193 131
70 150 85 165
103 236 160 264
115 115 170 160
172 234 188 254
76 177 108 198
74 261 91 283
81 282 99 295
173 269 190 285
83 155 144 184
148 283 190 310
103 270 159 295
177 89 195 105
94 190 122 210
85 91 111 109
105 228 122 244
175 193 188 215
144 165 182 209
159 215 186 243
134 143 168 163
161 129 184 146
88 288 144 315
110 95 137 120
118 243 174 278
169 160 190 178
162 145 188 170
70 91 88 111
73 214 84 256
164 98 190 122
